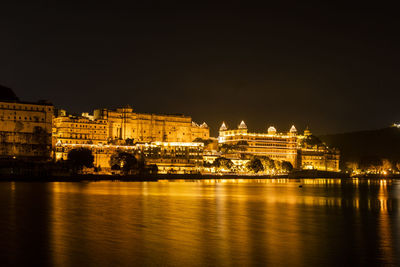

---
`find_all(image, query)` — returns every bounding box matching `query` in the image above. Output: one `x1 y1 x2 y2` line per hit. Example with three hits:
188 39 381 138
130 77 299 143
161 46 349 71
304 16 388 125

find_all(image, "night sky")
1 2 399 136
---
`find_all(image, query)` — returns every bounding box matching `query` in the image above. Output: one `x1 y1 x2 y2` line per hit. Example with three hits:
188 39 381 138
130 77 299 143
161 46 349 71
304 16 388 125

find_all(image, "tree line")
65 148 158 175
204 156 293 174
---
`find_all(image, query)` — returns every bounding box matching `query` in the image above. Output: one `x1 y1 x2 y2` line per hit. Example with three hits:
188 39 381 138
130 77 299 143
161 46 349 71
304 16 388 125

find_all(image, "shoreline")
1 172 398 182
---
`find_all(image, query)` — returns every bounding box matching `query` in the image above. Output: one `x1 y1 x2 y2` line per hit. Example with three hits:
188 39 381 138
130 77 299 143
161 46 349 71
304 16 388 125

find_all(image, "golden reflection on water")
44 179 400 266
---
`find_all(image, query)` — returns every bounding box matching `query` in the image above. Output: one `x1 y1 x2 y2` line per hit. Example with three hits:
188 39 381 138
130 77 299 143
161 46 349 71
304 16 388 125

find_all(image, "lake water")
0 179 399 266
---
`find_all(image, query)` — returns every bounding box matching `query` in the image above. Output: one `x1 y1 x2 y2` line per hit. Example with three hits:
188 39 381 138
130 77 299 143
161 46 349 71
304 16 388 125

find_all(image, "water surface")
0 179 399 266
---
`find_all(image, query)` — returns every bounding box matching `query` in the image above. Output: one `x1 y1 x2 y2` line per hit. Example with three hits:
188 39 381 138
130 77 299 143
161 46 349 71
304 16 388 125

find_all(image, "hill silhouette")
0 85 19 101
319 127 400 167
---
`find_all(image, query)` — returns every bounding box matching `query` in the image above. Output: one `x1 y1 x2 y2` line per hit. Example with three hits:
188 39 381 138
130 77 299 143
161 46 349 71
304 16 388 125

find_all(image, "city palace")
0 85 340 174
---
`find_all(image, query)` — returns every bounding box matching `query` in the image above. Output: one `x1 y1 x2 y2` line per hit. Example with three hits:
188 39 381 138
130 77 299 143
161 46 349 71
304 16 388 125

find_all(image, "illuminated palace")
217 121 340 171
93 106 209 143
0 84 340 174
0 85 54 159
52 114 108 146
53 107 209 173
218 121 298 166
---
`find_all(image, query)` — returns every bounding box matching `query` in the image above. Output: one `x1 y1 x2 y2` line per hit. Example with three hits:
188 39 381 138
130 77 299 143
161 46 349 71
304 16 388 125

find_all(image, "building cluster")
0 85 340 174
211 121 339 173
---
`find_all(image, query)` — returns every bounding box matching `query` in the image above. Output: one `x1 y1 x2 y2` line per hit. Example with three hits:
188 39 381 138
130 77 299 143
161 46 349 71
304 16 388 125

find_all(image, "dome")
238 120 247 129
219 122 227 131
268 126 277 134
290 125 297 133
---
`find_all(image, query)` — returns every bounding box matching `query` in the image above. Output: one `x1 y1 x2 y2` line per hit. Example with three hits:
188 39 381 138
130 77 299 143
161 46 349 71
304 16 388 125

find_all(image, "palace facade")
53 106 209 147
217 121 340 171
218 121 298 167
52 115 108 146
0 85 54 159
93 106 209 143
54 141 204 174
1 84 341 174
52 106 209 173
298 148 340 172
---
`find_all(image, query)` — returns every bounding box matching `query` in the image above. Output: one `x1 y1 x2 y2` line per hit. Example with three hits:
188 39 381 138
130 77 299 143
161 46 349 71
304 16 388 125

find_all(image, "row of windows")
248 149 292 154
226 136 294 142
58 134 107 139
302 157 324 160
59 140 96 144
142 149 202 153
63 124 106 129
62 129 107 134
0 116 45 122
253 143 288 147
131 129 187 135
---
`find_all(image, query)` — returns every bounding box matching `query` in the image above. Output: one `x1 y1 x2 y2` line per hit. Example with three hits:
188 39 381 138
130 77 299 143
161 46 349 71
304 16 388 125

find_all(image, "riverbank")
0 173 290 182
2 171 398 182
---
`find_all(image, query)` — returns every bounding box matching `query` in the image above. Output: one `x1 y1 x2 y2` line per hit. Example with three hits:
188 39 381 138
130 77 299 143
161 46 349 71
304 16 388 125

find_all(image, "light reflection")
43 179 400 266
377 181 394 264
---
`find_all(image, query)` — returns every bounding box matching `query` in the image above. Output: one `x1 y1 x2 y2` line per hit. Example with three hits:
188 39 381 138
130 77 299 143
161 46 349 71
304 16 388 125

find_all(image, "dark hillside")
0 84 19 101
319 127 400 166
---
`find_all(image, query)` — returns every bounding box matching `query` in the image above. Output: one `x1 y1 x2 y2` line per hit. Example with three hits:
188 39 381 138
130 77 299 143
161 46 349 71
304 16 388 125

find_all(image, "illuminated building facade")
218 121 298 167
54 142 204 174
218 121 340 171
93 106 209 143
52 115 108 145
297 128 340 171
0 86 54 159
298 148 340 171
52 106 208 173
136 142 203 173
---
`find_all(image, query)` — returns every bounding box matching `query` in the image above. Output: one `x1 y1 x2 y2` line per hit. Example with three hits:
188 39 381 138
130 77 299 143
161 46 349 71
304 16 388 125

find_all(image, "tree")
246 157 264 173
346 162 359 173
281 161 293 172
396 162 400 172
67 148 94 173
219 143 238 154
382 159 393 172
109 151 143 175
148 164 158 174
262 157 276 171
212 157 234 172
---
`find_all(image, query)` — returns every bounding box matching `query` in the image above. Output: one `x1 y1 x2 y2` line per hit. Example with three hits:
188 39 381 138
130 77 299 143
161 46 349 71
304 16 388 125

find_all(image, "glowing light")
219 122 228 131
238 120 247 129
268 126 277 134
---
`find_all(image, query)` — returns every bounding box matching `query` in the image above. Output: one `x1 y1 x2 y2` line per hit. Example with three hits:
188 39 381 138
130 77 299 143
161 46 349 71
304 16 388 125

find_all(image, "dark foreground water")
0 179 399 266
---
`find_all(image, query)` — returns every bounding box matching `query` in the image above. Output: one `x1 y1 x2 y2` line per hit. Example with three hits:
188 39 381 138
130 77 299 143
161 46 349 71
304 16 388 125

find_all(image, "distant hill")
0 84 19 101
319 127 400 166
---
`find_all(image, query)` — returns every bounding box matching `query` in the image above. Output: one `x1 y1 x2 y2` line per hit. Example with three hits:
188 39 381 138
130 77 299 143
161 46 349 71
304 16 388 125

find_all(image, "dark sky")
1 2 399 136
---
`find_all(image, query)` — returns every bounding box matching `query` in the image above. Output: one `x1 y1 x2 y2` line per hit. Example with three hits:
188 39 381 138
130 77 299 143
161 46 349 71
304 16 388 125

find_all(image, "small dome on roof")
290 125 297 133
220 122 227 131
238 120 247 129
268 126 277 134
